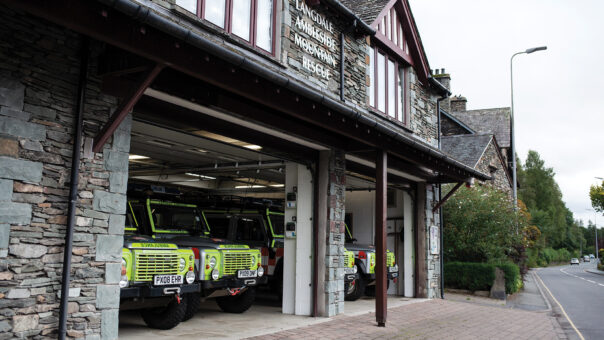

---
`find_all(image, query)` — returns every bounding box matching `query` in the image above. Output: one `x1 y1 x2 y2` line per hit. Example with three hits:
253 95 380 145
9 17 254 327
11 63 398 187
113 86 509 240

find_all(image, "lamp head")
525 46 547 54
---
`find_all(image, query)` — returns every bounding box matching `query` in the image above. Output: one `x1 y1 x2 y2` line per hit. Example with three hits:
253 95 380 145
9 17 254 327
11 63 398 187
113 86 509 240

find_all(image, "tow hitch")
226 287 246 296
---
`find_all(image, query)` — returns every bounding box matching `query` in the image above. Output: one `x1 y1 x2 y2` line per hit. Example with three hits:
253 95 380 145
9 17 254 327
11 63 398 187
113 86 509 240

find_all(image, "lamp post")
587 208 599 262
510 46 547 211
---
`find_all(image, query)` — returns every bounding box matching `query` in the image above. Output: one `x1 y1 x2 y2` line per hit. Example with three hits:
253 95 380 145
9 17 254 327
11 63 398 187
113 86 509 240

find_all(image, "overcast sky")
409 0 604 229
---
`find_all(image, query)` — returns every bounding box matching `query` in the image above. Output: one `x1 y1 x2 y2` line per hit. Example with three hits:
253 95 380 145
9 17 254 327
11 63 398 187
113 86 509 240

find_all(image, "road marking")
599 284 604 287
535 271 586 340
587 280 596 284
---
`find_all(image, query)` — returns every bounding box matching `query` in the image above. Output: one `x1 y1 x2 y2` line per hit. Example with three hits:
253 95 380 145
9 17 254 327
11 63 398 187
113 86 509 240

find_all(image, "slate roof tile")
441 134 493 169
452 108 511 148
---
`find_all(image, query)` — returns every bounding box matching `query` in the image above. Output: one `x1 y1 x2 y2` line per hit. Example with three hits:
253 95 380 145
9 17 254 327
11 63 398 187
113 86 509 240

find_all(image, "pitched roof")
339 0 391 24
441 134 493 169
452 108 511 148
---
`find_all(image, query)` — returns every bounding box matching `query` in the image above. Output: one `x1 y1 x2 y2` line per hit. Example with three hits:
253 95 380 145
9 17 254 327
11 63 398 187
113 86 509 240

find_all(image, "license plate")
237 270 257 278
344 268 355 274
388 266 398 272
153 275 183 286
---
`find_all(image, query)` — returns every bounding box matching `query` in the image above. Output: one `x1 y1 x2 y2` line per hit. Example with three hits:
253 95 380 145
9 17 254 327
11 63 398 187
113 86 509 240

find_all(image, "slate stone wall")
476 140 513 196
425 185 441 299
282 0 367 107
324 149 346 316
0 7 129 340
409 68 439 148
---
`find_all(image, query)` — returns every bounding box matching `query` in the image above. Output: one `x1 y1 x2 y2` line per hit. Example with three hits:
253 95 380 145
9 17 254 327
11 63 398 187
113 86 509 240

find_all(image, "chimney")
450 95 467 112
433 68 451 112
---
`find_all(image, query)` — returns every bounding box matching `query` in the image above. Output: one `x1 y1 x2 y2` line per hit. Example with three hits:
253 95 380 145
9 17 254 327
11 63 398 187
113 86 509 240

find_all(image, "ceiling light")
129 154 150 160
269 184 285 188
186 148 208 154
185 173 216 180
243 144 262 150
234 185 266 189
147 140 176 148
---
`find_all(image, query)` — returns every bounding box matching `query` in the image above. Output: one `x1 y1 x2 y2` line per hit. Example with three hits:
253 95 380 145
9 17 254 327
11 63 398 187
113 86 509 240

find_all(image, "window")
175 0 275 54
368 47 407 124
377 7 406 55
267 213 284 236
236 217 265 241
205 214 232 239
149 203 205 234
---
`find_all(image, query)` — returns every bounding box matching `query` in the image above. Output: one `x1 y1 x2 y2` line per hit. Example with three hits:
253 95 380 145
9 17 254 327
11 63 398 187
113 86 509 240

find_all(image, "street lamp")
587 208 599 262
510 46 547 211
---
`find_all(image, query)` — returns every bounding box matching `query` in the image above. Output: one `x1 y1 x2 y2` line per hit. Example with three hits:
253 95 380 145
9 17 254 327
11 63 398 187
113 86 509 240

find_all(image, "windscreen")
205 214 231 239
268 213 284 236
149 203 205 234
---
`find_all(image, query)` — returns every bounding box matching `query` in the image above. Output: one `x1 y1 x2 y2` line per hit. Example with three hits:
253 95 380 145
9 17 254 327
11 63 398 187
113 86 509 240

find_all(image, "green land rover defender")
120 230 198 329
344 224 398 301
128 199 266 320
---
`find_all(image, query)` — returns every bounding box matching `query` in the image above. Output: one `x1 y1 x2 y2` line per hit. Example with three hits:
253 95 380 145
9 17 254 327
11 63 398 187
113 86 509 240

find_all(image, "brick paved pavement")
246 299 566 340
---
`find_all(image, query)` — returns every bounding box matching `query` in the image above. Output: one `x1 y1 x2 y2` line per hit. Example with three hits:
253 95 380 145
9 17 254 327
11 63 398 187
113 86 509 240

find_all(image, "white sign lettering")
292 0 338 80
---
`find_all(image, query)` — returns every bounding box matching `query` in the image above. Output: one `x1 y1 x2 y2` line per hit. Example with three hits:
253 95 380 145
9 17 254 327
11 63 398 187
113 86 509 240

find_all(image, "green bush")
494 262 522 294
444 262 495 292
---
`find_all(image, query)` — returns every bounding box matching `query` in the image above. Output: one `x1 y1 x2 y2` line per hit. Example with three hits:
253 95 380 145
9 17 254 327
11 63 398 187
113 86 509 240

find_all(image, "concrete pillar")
283 162 313 315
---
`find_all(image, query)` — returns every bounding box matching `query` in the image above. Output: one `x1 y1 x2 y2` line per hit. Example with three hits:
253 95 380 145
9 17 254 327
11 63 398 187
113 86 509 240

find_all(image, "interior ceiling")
127 120 385 194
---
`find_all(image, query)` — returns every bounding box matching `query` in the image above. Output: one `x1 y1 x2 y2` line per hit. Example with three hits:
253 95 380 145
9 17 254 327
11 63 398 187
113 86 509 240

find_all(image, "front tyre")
182 293 201 321
216 287 256 313
345 277 366 301
140 297 186 330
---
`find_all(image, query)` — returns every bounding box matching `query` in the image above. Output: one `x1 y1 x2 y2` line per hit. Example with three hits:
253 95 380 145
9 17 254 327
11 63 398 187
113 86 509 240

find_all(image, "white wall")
345 189 411 296
283 162 313 315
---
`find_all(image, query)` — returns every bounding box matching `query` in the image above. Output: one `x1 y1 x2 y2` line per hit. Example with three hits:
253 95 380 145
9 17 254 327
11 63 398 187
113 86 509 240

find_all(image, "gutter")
58 37 89 340
96 0 489 181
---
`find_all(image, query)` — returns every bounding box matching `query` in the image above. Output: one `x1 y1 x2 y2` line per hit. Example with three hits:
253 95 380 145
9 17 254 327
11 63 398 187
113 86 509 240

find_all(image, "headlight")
250 256 256 267
209 256 217 268
179 258 186 272
211 268 220 280
353 265 358 274
186 270 195 284
119 276 128 288
257 266 264 277
121 259 127 275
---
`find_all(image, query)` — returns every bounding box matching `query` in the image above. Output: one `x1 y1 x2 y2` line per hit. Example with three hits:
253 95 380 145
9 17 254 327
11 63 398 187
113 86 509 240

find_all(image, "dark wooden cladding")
375 149 388 326
414 182 427 298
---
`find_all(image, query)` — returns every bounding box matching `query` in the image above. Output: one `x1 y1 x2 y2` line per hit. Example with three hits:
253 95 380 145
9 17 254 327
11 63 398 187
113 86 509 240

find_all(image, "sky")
409 0 604 228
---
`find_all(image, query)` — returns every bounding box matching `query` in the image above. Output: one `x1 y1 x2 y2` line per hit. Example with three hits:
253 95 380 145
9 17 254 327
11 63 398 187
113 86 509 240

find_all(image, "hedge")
444 262 522 294
494 262 522 294
444 262 495 292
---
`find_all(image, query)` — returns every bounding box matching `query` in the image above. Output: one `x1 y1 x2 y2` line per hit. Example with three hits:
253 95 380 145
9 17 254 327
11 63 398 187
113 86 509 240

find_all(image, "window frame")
177 0 277 56
368 45 409 126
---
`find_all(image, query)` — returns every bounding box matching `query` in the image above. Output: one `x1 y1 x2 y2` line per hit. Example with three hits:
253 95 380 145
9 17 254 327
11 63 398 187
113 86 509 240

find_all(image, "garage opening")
118 102 319 335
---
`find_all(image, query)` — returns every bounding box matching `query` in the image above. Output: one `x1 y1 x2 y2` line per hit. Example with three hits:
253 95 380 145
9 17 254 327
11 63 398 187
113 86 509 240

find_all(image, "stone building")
0 0 488 338
433 71 512 194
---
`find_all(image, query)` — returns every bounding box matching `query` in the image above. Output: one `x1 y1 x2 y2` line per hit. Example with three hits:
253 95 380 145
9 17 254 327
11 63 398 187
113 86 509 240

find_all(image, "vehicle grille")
134 252 179 282
387 252 395 266
223 252 253 275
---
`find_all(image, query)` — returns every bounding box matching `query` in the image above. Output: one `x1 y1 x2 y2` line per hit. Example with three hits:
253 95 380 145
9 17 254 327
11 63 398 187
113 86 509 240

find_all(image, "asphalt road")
536 260 604 340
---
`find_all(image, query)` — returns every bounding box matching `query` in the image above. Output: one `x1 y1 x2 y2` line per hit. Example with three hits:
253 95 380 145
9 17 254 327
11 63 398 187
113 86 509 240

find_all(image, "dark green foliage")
443 185 524 263
444 262 496 292
493 262 522 294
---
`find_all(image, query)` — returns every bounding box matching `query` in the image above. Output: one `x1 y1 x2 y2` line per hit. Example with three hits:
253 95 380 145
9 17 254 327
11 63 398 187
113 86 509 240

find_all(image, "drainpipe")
58 37 89 339
436 92 448 300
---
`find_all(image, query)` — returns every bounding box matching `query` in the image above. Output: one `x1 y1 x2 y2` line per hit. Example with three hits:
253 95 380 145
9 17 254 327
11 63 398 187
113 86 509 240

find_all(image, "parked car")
344 224 397 301
128 199 266 321
198 205 359 298
583 255 590 262
570 258 579 265
120 230 198 329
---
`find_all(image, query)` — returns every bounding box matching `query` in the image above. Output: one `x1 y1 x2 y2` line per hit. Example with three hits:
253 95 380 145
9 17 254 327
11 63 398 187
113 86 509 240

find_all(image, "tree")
443 185 526 263
589 179 604 213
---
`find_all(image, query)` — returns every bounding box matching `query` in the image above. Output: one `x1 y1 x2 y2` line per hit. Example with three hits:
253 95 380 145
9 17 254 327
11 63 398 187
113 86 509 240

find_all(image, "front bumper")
201 275 268 290
120 283 200 298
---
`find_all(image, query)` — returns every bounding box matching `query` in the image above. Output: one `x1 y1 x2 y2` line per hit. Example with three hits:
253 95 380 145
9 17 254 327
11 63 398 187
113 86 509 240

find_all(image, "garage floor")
118 295 424 340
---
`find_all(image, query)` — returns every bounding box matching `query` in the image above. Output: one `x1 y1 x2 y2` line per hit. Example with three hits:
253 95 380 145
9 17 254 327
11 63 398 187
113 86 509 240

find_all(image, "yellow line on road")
534 271 585 340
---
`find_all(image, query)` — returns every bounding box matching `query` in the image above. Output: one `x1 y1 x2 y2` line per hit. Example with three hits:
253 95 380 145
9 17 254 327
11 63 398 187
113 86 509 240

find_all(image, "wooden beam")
432 182 463 213
92 64 163 152
375 149 387 326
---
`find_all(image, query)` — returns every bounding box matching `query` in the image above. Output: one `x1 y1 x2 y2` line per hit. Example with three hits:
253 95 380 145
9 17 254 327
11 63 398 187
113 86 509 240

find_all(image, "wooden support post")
92 64 163 152
375 149 387 326
432 182 464 213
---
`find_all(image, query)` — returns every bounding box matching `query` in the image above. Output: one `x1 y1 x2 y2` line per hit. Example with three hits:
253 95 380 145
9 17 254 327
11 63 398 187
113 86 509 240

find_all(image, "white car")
583 255 590 262
570 258 579 265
